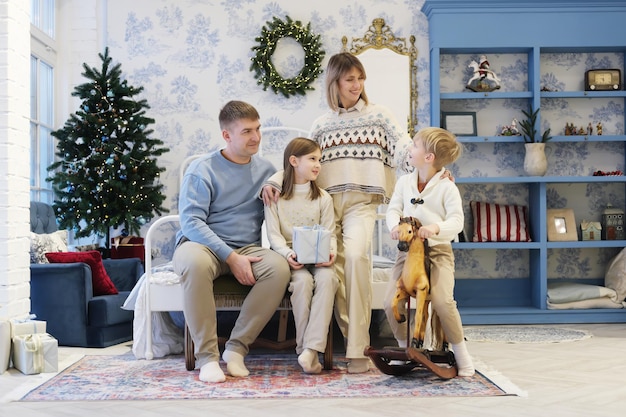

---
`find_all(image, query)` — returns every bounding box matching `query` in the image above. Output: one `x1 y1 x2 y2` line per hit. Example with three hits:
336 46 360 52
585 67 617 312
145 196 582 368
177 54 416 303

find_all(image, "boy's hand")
390 226 399 240
418 224 440 239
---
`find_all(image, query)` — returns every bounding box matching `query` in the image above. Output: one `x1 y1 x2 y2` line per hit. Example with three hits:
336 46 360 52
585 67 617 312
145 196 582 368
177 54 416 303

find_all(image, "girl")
264 137 338 374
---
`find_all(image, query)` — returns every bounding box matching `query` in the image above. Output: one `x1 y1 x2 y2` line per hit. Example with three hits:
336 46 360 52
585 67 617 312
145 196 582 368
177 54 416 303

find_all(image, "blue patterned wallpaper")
105 0 624 281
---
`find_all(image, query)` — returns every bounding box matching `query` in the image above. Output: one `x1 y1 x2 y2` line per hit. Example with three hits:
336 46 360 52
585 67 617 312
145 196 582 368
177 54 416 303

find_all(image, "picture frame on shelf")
441 111 477 136
547 208 578 241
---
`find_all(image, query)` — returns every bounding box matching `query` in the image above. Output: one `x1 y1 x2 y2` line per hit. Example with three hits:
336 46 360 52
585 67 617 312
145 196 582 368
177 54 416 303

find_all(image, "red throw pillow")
45 250 119 296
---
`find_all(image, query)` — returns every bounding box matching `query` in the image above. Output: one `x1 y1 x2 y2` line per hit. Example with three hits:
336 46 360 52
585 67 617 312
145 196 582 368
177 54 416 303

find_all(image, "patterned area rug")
19 353 523 401
464 326 592 343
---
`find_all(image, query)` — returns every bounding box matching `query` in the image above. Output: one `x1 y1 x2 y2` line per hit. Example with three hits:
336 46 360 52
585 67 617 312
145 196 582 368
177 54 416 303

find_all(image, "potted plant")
518 106 552 143
518 106 551 176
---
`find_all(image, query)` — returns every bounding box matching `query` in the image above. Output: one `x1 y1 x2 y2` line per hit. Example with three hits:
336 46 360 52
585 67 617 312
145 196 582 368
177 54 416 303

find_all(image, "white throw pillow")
605 248 626 302
30 230 68 263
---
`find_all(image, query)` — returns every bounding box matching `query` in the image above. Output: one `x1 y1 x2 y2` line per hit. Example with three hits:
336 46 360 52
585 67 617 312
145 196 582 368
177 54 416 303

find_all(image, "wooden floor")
1 322 625 417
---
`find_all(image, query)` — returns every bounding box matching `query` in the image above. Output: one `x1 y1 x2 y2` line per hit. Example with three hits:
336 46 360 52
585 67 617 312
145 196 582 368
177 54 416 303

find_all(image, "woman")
264 52 412 373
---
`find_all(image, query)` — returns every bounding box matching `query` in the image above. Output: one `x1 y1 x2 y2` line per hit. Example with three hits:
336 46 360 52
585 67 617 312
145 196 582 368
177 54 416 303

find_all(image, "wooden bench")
144 215 333 371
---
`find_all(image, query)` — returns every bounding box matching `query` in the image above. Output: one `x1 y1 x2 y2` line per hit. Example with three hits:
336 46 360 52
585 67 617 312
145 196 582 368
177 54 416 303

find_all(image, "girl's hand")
287 254 304 270
262 185 280 206
315 253 336 267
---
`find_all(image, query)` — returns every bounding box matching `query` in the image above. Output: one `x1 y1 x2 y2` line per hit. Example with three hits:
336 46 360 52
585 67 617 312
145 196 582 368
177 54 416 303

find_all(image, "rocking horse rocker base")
364 345 458 380
365 216 459 380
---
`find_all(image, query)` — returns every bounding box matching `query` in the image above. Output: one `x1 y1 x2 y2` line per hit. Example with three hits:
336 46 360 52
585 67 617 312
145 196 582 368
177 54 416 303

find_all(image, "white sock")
199 361 226 383
397 338 408 348
222 349 250 377
452 341 475 377
298 348 322 374
347 358 370 374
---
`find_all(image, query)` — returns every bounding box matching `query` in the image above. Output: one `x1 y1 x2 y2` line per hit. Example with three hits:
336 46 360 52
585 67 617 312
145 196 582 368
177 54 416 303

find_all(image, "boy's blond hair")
416 127 463 169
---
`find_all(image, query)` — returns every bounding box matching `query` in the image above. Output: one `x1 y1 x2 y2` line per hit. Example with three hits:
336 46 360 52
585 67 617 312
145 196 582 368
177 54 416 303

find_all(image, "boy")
383 127 475 377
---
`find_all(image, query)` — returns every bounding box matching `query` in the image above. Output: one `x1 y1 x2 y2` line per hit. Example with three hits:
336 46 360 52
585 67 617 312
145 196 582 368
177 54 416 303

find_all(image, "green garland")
250 16 325 98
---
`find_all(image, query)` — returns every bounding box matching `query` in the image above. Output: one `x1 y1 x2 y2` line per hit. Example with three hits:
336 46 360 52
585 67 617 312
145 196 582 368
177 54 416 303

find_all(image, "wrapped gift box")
1 321 9 373
110 236 145 262
12 333 58 374
292 225 331 264
10 318 47 338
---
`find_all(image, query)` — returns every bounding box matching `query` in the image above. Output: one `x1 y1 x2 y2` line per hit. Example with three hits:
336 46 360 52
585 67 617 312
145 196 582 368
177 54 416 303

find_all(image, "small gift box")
292 225 331 264
12 333 58 374
10 318 47 338
110 236 145 262
0 320 10 373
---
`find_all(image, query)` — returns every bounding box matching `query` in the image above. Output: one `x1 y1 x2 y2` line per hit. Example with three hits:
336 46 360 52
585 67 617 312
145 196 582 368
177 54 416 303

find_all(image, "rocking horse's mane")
399 216 420 232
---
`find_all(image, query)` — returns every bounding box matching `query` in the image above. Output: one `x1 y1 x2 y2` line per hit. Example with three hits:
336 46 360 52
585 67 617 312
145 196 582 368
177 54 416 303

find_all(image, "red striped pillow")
470 201 532 242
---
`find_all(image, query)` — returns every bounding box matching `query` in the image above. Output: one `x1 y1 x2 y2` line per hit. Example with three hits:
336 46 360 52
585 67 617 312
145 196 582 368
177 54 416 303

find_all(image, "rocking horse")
364 217 457 379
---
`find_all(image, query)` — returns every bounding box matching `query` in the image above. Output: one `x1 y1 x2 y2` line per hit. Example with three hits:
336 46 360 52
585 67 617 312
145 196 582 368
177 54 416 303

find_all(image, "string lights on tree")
47 47 169 248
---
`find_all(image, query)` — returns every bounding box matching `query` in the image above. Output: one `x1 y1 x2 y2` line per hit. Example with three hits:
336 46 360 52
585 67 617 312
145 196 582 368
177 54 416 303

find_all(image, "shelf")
455 176 626 184
546 240 626 249
441 91 532 99
457 135 626 143
459 306 626 325
453 242 541 249
541 91 626 98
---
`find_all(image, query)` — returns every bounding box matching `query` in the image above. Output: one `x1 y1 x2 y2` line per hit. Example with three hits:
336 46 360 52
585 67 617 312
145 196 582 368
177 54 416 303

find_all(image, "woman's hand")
440 169 455 182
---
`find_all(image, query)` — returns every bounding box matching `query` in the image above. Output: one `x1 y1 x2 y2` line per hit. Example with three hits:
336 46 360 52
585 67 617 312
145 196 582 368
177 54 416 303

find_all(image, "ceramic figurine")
466 55 501 92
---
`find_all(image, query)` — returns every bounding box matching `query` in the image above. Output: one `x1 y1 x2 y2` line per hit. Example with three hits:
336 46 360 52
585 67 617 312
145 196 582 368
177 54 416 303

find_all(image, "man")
173 100 291 383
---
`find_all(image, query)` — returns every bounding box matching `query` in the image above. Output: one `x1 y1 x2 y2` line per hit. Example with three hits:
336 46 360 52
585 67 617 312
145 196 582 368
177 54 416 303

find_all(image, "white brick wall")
0 0 103 320
0 0 31 320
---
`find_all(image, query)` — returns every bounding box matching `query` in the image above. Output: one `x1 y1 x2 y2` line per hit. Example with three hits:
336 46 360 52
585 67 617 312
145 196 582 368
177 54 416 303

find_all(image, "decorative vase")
523 143 548 176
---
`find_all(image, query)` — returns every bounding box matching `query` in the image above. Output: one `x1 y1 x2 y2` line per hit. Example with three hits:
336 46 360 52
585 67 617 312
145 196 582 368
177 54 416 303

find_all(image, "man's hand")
262 185 280 206
225 252 261 286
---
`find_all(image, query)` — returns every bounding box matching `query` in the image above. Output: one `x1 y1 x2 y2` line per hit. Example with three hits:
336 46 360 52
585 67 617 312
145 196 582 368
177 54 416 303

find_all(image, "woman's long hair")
324 52 369 111
281 137 323 201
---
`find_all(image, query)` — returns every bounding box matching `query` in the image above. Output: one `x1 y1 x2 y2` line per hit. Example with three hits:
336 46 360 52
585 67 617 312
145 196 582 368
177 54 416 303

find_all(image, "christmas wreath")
250 16 325 98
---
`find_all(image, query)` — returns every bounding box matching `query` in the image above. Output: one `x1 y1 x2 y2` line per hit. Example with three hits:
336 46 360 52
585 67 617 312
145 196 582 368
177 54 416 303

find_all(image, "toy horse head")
397 216 422 252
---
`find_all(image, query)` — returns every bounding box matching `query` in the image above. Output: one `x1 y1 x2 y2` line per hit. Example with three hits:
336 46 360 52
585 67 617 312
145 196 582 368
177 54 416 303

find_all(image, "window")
30 0 56 203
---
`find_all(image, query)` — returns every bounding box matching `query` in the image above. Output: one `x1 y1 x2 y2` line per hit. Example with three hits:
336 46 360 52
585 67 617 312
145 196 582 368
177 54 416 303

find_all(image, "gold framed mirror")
342 18 418 136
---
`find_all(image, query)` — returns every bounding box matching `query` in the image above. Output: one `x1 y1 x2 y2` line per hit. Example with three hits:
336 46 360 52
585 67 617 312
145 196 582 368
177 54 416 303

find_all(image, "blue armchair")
29 201 144 347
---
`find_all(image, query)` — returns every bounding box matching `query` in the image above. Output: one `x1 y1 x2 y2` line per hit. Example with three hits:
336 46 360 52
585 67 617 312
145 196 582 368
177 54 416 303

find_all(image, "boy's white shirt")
386 167 464 246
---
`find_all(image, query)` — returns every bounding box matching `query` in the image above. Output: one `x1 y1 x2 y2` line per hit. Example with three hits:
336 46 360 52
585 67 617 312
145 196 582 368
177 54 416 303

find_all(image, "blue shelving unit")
422 0 626 324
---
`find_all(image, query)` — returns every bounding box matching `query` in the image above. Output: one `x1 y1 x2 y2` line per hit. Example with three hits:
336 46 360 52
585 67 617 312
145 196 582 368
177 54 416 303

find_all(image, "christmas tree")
48 47 169 247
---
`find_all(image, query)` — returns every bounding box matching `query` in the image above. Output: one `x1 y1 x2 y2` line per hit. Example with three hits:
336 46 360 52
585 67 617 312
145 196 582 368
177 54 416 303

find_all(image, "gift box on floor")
111 236 145 262
292 225 331 264
0 321 10 373
12 333 58 374
10 318 47 338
